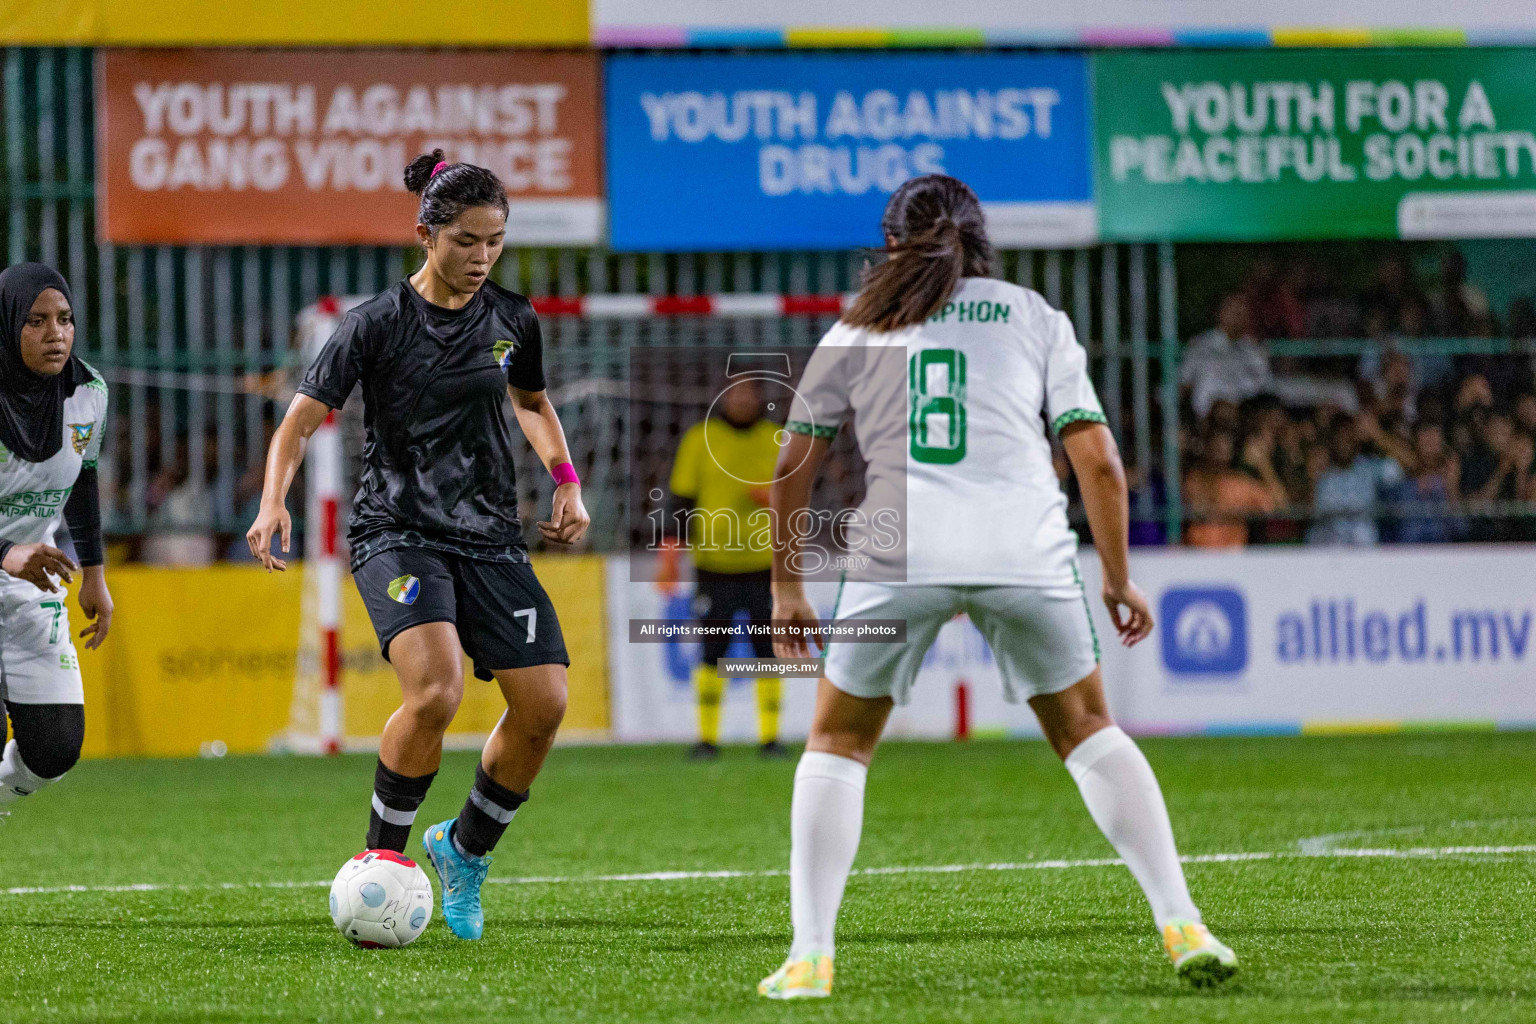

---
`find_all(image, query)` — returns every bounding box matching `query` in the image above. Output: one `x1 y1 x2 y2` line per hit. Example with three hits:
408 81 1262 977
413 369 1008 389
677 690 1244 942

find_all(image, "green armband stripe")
1051 409 1107 435
786 420 839 439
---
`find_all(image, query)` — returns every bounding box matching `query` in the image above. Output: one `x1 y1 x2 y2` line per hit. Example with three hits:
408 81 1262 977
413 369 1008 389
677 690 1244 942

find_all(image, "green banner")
1095 49 1536 241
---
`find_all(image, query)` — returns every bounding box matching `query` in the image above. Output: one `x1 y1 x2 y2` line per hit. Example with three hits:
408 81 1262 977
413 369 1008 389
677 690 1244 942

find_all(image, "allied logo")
70 423 93 454
387 574 421 605
492 338 517 370
1161 587 1248 676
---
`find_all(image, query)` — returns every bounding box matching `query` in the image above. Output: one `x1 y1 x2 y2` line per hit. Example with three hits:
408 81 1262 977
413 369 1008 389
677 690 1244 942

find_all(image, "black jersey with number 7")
297 278 547 572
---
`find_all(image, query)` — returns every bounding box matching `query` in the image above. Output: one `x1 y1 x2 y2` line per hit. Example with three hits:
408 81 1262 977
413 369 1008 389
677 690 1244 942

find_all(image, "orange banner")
97 49 604 245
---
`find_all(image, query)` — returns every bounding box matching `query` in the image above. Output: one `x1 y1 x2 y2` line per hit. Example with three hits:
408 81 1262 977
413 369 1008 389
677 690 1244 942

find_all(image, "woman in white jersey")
0 264 113 815
758 176 1236 998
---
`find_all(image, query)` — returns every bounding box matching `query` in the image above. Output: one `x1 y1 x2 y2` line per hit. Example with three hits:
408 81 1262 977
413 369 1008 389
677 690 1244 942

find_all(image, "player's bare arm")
247 392 332 573
76 563 113 650
509 384 590 546
1060 420 1153 647
769 428 832 658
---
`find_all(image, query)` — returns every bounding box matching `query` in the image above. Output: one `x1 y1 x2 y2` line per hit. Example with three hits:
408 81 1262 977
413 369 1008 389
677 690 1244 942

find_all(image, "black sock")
366 760 436 853
452 764 527 858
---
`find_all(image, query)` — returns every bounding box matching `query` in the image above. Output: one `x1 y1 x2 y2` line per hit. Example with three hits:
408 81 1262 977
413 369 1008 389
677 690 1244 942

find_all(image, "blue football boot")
421 819 491 940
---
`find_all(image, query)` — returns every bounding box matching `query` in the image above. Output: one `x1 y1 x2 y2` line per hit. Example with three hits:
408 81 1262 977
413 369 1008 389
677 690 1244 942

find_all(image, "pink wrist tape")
552 462 580 486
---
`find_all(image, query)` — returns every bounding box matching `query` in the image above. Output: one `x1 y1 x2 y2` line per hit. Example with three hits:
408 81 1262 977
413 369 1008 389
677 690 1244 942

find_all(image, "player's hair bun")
403 150 508 235
403 149 448 196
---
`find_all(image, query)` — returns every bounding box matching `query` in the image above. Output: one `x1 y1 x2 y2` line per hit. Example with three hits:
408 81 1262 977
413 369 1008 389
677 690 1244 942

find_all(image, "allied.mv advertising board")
1083 547 1536 732
608 548 1536 741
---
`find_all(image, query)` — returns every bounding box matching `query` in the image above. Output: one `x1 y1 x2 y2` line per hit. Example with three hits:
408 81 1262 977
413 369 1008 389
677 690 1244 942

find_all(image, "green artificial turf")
3 733 1536 1023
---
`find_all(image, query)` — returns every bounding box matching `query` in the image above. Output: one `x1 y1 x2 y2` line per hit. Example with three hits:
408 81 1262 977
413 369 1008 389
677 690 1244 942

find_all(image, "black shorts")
354 548 569 681
692 567 774 664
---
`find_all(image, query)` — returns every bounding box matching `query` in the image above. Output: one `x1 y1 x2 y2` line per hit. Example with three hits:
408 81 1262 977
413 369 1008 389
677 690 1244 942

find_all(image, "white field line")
5 845 1536 898
1294 818 1536 855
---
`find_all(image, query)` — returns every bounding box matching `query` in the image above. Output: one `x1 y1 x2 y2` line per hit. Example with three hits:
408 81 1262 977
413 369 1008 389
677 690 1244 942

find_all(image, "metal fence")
2 46 1180 553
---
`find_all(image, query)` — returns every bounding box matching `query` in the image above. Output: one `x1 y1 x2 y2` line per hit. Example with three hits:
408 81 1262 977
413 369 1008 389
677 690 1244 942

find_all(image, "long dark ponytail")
403 148 508 235
841 175 993 332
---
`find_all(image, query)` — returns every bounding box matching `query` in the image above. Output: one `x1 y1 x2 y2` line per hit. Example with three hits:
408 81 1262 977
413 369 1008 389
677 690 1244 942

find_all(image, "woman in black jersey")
248 150 589 941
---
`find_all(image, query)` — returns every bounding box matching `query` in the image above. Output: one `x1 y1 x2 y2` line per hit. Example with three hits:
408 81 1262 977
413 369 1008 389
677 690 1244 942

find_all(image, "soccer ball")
329 850 434 948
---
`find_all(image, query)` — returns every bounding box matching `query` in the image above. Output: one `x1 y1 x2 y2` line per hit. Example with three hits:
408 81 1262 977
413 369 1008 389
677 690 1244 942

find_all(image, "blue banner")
605 53 1095 252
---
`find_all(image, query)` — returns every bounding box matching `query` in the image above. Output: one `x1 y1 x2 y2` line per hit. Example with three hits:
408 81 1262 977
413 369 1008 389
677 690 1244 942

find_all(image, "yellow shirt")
669 417 782 573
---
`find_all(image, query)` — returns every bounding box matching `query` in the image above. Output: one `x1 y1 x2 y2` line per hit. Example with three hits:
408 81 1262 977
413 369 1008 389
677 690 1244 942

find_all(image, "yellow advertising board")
1 0 588 46
67 556 608 759
326 555 610 746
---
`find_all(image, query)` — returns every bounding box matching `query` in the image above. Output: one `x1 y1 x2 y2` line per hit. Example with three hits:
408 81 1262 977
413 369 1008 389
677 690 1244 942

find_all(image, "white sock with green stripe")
788 751 867 960
1064 726 1200 928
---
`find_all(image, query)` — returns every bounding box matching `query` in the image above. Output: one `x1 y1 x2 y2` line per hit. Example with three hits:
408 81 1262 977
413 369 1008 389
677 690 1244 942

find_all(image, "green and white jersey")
0 365 108 551
790 277 1104 587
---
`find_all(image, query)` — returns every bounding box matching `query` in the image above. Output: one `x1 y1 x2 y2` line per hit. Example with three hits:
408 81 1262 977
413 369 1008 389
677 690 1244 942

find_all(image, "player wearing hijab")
0 263 113 815
758 176 1237 997
248 152 589 940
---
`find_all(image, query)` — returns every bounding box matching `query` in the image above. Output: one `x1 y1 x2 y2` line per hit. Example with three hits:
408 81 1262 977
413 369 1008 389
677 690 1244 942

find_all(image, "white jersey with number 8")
788 277 1105 588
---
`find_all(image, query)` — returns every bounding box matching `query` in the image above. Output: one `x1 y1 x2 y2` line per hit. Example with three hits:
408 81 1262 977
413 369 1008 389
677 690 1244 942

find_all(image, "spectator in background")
1295 259 1358 339
1182 427 1281 548
1356 408 1417 477
1465 411 1517 499
143 436 217 565
1398 420 1464 544
1429 249 1491 338
1234 395 1302 541
1231 394 1315 512
1205 397 1241 436
1361 348 1418 424
1361 254 1425 324
1510 297 1536 341
1514 391 1536 437
1511 301 1536 403
1396 297 1455 394
1454 372 1496 419
1449 373 1495 457
1182 293 1273 418
1462 410 1536 542
1306 412 1405 546
1458 314 1533 405
1471 412 1531 493
1512 428 1536 540
1245 257 1307 340
1359 305 1423 410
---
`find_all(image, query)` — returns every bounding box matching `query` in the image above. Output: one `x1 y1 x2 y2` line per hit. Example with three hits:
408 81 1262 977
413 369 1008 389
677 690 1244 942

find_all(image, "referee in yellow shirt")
670 377 786 760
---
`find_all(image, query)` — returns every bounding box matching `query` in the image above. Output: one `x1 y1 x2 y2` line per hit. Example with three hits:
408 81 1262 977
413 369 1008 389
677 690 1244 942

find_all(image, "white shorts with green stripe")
822 578 1100 706
0 574 85 705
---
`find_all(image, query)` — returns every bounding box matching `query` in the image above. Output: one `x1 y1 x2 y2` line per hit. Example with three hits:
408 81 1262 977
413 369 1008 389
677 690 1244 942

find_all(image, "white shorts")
823 579 1100 706
0 576 84 705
